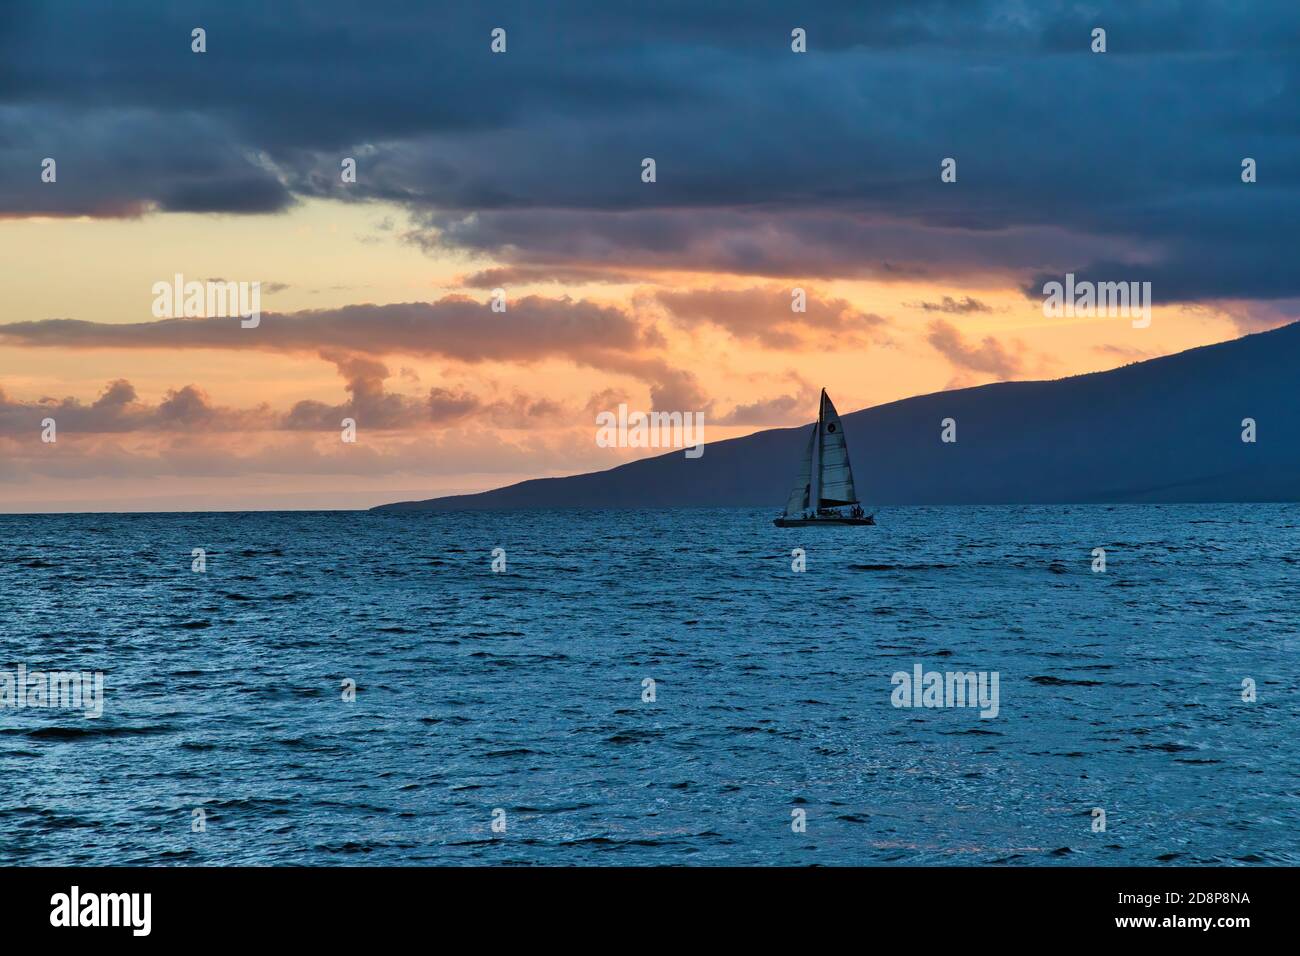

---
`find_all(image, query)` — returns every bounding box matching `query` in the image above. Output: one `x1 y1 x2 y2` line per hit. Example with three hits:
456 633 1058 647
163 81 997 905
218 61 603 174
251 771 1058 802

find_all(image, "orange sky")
3 3 1291 512
0 198 1250 512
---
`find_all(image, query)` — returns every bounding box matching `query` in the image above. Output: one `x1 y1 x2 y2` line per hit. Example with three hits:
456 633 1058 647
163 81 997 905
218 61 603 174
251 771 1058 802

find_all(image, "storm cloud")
1 2 1297 303
0 296 645 363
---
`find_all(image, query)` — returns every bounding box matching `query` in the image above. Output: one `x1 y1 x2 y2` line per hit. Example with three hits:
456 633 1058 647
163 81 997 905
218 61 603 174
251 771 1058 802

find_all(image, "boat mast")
811 388 825 511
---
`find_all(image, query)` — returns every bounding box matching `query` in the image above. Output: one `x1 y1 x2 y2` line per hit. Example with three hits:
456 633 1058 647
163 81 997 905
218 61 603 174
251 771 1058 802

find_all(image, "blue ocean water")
0 505 1295 866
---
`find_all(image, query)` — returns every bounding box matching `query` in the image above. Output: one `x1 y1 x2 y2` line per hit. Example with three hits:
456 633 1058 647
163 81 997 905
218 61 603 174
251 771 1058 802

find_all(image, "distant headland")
373 322 1300 512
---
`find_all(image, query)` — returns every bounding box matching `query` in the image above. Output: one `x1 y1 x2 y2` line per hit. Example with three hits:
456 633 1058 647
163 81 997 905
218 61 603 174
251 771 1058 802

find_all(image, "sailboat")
773 389 875 527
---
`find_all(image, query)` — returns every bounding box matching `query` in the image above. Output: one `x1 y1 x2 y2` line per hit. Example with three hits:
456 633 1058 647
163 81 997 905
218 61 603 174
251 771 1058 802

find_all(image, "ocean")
0 505 1295 866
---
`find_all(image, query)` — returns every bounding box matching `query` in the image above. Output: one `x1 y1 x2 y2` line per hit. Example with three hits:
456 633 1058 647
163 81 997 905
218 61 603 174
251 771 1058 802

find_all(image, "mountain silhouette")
373 322 1300 511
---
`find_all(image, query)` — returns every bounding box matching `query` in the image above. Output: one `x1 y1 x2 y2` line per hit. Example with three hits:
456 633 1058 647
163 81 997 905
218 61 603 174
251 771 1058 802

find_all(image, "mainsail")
817 390 858 507
781 390 859 516
782 424 815 517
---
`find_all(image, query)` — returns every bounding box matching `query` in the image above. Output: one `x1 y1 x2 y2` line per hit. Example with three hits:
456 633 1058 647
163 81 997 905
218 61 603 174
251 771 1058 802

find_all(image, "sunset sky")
1 2 1296 511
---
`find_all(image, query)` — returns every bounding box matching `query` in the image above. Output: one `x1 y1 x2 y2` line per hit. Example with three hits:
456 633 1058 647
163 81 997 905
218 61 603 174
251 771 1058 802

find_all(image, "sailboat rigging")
773 389 875 527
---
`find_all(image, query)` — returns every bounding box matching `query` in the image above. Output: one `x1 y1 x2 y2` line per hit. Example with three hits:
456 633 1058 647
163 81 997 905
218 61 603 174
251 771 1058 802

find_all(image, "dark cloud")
916 296 993 315
0 427 619 485
1211 297 1300 334
157 384 219 425
714 387 818 426
427 387 481 424
0 379 275 435
0 295 645 364
159 175 293 214
0 107 294 218
283 350 419 431
0 364 572 438
654 286 887 348
459 266 639 289
413 207 1143 284
203 279 290 294
282 351 571 431
0 295 718 420
925 319 1023 377
1092 343 1152 362
1 2 1296 303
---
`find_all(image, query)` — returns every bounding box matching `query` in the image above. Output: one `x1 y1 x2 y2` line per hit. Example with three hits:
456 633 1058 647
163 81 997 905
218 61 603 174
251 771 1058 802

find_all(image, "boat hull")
772 515 875 527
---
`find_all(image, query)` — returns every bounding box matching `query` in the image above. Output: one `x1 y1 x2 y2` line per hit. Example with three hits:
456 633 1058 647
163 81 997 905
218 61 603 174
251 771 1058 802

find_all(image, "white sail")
783 424 815 517
817 391 858 506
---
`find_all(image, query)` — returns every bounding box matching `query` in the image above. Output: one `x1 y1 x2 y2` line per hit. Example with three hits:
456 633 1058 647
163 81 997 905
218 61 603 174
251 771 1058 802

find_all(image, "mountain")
373 322 1300 511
